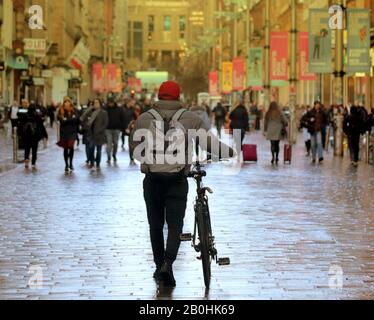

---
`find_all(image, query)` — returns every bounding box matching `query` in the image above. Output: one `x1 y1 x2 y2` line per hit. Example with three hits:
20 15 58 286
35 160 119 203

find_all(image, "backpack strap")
171 109 187 122
148 109 164 121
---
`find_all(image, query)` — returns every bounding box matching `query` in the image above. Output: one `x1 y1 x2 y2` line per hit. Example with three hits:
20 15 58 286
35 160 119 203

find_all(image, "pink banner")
209 71 219 95
232 58 245 91
299 32 317 81
106 64 117 92
113 68 123 93
270 32 288 81
92 64 104 93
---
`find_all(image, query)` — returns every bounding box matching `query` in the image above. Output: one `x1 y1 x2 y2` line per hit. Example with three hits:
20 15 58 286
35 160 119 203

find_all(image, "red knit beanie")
158 81 181 101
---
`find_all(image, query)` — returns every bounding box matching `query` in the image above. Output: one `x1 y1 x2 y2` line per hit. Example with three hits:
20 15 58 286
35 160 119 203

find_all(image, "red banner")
270 32 288 81
113 67 123 93
209 71 219 95
106 64 117 92
299 32 317 81
232 57 245 91
92 63 104 93
128 77 142 93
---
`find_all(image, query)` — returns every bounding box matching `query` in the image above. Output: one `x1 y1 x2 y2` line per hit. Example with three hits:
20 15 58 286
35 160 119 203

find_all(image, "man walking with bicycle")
130 81 234 287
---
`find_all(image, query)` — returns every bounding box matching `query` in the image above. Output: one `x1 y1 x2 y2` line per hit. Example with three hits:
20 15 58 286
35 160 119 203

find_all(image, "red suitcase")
284 144 292 164
243 144 258 162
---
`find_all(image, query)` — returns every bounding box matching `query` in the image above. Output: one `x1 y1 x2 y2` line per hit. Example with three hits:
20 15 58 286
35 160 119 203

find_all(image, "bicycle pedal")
180 233 192 242
218 258 230 266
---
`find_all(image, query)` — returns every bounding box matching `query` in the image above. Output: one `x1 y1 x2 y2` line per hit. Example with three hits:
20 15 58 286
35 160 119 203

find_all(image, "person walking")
229 101 249 149
122 99 136 149
212 102 227 138
264 102 288 165
105 97 126 164
80 98 108 170
47 103 57 128
8 101 20 130
305 101 328 164
343 105 365 166
57 97 79 173
21 104 48 169
300 107 312 157
130 81 234 287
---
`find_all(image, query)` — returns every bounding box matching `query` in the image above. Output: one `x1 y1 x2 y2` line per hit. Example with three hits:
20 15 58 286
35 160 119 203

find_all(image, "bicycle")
180 162 230 289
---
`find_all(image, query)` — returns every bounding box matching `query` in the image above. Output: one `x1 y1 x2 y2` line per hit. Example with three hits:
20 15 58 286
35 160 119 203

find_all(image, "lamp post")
289 0 298 145
264 0 271 112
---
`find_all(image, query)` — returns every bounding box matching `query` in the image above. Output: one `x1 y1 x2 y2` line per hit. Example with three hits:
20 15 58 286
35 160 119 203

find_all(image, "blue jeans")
311 131 323 160
87 142 103 166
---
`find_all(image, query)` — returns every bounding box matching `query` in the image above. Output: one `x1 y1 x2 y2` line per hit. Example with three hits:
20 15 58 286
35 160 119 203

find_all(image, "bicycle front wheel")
197 206 212 289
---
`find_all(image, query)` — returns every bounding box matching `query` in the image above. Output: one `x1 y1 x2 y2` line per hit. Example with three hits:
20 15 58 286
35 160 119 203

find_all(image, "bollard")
13 127 18 164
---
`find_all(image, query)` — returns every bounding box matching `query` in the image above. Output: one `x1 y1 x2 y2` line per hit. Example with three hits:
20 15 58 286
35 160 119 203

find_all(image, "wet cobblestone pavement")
0 130 373 300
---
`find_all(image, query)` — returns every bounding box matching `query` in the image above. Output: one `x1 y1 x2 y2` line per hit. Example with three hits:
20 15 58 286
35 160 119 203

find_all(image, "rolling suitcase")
284 144 292 164
243 144 258 162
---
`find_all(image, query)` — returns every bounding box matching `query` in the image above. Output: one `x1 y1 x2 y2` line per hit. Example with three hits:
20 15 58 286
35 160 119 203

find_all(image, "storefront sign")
24 38 46 58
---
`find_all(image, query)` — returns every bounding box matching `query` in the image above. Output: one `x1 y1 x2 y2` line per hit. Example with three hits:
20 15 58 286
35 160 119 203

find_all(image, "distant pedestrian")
57 97 79 173
47 103 57 128
264 101 288 165
122 100 136 149
21 104 48 170
80 98 109 170
229 102 249 149
343 106 365 166
212 103 227 138
305 101 328 164
126 104 142 165
105 97 127 164
8 101 20 129
300 109 312 157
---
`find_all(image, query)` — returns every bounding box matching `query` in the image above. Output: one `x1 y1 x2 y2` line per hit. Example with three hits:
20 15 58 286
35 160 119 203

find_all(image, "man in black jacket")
105 98 126 163
20 104 48 169
229 102 249 149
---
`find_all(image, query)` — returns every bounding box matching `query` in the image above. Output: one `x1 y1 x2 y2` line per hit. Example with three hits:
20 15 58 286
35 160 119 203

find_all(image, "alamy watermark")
328 265 344 290
28 5 44 30
328 5 344 30
28 265 44 290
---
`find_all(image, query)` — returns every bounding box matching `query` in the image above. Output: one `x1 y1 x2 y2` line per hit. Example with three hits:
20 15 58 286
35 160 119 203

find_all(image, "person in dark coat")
80 98 109 169
57 97 79 173
122 100 136 149
105 98 127 163
229 102 249 149
212 102 227 138
343 106 364 166
21 104 48 169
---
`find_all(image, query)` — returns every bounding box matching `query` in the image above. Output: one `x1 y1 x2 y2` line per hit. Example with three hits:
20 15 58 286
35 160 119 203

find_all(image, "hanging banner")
114 68 123 93
106 64 117 92
299 32 317 81
221 62 233 93
247 48 263 87
270 32 288 81
67 39 91 70
209 71 219 96
347 9 371 74
128 77 142 92
232 57 245 91
308 9 332 73
92 63 104 93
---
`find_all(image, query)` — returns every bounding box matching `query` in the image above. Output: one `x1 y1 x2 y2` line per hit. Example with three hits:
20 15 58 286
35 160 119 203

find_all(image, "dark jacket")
229 105 249 131
20 107 48 142
123 106 135 133
213 104 227 122
304 108 327 134
105 104 127 130
58 109 79 141
343 107 364 137
81 107 109 146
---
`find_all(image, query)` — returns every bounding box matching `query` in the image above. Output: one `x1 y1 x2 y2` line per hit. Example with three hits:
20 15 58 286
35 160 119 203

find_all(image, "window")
179 16 186 39
163 16 171 31
148 15 154 32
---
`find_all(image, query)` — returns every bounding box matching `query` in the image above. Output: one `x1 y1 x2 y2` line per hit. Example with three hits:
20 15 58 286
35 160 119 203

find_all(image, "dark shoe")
159 262 176 287
312 158 316 164
65 166 69 173
69 165 74 171
153 265 163 281
319 157 324 163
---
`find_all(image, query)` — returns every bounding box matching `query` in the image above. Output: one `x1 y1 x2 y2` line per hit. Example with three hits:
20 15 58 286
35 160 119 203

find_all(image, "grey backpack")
142 108 188 174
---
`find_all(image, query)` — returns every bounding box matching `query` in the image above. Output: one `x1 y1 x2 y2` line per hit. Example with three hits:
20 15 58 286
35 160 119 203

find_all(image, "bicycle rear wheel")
197 206 212 289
